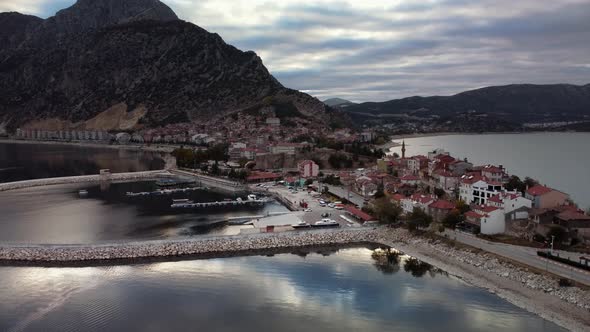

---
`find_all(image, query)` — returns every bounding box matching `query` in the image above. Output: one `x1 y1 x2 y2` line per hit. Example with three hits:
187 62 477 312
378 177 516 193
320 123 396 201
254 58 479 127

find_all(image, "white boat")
247 194 257 201
312 218 339 227
78 189 89 197
292 221 311 229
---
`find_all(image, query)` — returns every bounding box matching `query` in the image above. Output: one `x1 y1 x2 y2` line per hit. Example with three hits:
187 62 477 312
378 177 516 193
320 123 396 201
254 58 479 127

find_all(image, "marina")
170 194 270 209
125 186 208 197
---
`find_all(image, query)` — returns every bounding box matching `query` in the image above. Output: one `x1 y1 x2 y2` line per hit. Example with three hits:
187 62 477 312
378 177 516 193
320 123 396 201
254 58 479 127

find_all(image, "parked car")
304 208 312 212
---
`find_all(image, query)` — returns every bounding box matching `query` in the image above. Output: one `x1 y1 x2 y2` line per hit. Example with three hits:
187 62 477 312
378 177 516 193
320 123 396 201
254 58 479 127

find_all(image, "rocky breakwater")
0 229 386 263
0 170 169 192
397 233 590 312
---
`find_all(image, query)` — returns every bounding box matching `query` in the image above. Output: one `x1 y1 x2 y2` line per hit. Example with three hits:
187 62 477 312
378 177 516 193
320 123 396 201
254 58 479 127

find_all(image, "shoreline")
0 228 588 330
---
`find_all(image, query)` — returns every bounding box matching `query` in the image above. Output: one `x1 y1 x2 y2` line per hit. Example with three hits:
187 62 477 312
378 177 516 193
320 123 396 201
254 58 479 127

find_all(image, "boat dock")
126 187 207 197
171 196 270 209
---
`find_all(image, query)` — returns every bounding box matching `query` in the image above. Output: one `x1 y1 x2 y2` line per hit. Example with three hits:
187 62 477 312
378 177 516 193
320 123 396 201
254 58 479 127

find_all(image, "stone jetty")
0 229 386 263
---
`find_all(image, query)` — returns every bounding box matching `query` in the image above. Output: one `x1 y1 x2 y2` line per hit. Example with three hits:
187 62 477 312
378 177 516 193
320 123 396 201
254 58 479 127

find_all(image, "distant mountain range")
323 98 356 107
337 84 590 124
0 0 329 132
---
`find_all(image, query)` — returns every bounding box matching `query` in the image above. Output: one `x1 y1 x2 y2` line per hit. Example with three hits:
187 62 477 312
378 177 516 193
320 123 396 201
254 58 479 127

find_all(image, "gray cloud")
2 0 589 102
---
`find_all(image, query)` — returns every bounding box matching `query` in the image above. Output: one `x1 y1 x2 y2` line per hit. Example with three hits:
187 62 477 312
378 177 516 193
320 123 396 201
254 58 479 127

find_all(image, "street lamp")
550 235 555 255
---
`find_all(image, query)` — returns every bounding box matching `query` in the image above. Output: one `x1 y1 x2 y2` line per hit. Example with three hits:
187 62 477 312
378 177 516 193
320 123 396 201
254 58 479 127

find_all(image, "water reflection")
371 248 448 278
0 248 565 332
0 142 165 183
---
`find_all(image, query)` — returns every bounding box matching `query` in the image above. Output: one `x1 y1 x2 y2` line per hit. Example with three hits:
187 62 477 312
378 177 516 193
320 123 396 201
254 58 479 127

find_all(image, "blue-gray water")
0 181 288 243
0 248 565 331
390 132 590 209
0 142 165 183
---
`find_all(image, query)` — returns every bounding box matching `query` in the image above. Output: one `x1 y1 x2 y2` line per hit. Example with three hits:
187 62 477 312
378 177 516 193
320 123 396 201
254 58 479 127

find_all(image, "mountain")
343 84 590 124
0 0 329 132
323 98 355 107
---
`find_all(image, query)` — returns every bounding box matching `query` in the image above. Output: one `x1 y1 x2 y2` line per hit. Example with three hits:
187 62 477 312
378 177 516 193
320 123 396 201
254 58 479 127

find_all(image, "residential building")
459 175 503 205
298 160 319 178
448 160 473 176
465 205 506 234
407 155 428 175
269 143 306 155
400 174 420 186
480 165 508 183
525 185 569 209
401 193 434 214
266 117 281 127
488 192 532 221
432 170 459 191
428 200 455 222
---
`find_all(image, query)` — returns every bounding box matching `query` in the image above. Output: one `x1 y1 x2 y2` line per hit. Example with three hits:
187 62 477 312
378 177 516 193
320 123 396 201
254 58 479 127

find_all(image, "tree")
374 183 385 199
304 179 314 186
546 226 568 245
442 209 464 229
433 187 446 199
210 161 220 175
524 177 538 189
456 200 470 214
373 198 403 225
407 207 433 229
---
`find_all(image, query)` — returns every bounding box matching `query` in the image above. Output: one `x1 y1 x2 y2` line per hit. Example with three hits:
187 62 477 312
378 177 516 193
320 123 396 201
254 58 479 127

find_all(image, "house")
269 143 307 155
401 193 434 214
428 200 455 222
246 171 282 183
356 177 378 197
400 174 420 186
428 148 449 160
480 165 508 183
448 160 473 176
407 155 428 175
266 117 281 127
298 160 319 178
459 175 503 205
488 192 532 220
432 169 459 191
554 210 590 241
525 185 569 209
466 205 506 234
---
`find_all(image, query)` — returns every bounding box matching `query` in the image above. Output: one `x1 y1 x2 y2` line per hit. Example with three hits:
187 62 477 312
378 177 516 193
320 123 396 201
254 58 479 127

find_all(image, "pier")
171 197 269 209
126 186 207 197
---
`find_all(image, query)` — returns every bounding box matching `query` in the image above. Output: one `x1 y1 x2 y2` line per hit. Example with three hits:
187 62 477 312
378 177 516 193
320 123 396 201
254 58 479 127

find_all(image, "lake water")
0 248 565 332
0 142 165 183
0 181 288 244
389 132 590 209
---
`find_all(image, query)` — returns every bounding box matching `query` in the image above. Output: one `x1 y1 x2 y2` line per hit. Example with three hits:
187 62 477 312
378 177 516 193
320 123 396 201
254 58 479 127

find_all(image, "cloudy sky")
1 0 589 102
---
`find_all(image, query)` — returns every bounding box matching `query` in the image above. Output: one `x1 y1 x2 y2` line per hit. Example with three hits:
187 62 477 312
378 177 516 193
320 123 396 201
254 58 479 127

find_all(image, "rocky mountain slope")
342 84 590 124
0 0 329 132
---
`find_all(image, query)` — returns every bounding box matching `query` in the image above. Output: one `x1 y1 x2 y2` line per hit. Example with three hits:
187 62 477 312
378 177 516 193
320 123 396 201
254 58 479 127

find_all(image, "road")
445 230 590 286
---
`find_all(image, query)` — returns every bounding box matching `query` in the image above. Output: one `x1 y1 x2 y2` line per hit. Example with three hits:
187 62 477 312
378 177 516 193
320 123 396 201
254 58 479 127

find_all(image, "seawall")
0 170 170 192
173 169 247 193
0 229 382 263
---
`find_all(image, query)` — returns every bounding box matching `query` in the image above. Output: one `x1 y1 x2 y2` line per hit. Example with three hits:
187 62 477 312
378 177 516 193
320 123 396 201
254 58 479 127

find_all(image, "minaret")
401 140 406 159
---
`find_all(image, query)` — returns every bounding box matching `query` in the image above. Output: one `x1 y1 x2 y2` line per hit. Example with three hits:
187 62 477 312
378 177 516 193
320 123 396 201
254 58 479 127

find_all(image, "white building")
459 175 503 205
401 193 434 214
488 192 532 217
480 165 508 183
469 205 506 234
298 160 319 178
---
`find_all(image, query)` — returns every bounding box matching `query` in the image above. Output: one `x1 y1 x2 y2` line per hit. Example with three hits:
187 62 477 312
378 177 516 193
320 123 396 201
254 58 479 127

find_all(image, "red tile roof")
390 193 404 202
488 194 503 203
410 194 434 204
429 200 455 210
344 205 375 222
465 211 483 219
476 205 500 213
556 210 590 222
460 175 484 184
526 185 552 196
246 172 282 181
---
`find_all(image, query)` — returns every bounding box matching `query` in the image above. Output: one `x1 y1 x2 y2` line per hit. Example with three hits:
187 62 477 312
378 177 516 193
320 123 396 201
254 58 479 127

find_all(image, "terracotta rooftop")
344 205 375 222
429 200 455 210
526 185 553 196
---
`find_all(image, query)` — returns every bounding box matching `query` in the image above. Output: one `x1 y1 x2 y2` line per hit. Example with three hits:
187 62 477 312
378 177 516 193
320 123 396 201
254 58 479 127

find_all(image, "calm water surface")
390 132 590 209
0 181 288 243
0 142 165 183
0 248 565 332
